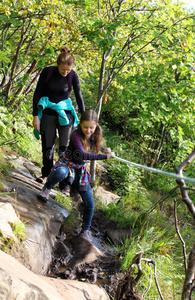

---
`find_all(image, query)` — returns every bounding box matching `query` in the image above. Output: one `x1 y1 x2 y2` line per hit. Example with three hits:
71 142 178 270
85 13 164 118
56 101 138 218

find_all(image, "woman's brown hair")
77 110 103 154
57 47 75 66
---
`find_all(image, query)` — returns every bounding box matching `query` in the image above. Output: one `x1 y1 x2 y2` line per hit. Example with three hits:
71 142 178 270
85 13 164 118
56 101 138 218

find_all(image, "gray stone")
106 228 133 245
0 156 110 299
0 250 109 300
94 185 120 204
1 169 69 275
0 202 24 240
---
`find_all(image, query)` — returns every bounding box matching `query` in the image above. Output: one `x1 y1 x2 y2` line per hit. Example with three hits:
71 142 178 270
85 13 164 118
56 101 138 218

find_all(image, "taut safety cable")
111 155 195 184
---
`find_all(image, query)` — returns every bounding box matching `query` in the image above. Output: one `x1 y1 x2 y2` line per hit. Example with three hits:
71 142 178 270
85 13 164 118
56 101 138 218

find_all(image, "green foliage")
101 48 195 168
0 149 11 188
118 211 192 300
101 124 144 195
62 210 80 233
0 106 42 165
0 0 92 109
99 125 195 298
11 219 26 242
55 191 81 232
119 227 183 299
55 192 72 210
119 226 174 269
0 107 13 144
0 1 195 298
106 159 142 196
101 190 192 299
0 149 10 175
0 219 26 253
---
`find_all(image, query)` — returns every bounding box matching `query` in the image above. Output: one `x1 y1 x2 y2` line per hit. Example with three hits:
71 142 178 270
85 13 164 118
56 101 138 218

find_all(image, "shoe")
61 186 70 196
36 176 46 184
37 186 51 203
80 229 92 242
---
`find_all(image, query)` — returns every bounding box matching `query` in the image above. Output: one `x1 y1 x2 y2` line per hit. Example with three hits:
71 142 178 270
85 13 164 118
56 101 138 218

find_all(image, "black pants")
40 113 73 178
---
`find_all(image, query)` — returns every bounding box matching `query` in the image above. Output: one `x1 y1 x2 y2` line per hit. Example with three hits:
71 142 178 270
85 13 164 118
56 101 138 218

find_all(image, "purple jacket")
66 130 107 164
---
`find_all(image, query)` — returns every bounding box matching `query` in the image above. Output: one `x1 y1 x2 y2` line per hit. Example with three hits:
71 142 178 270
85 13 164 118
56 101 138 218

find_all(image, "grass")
0 217 26 255
99 193 190 299
62 210 81 233
97 128 195 300
54 191 81 232
0 148 11 188
55 191 73 210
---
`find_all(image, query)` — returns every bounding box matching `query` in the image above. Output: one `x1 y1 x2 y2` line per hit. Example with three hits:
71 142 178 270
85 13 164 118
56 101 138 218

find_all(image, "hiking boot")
36 176 46 184
37 186 50 203
80 229 92 242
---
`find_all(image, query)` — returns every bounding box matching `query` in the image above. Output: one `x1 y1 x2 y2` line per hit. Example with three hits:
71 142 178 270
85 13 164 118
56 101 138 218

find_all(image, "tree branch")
175 150 195 299
174 199 187 272
175 149 195 218
115 251 165 300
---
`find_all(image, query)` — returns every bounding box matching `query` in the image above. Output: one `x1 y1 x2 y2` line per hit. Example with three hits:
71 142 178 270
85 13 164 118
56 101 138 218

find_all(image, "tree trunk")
6 20 31 101
90 52 108 186
182 244 195 300
175 149 195 299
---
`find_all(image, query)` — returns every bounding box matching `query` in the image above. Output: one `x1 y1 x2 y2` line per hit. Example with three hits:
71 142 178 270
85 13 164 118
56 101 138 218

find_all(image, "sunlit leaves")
0 0 92 109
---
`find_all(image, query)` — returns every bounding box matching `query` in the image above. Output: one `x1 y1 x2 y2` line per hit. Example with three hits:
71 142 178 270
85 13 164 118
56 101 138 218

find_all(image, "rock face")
1 172 69 275
0 202 24 240
94 186 120 204
0 155 110 299
1 155 70 275
0 250 110 300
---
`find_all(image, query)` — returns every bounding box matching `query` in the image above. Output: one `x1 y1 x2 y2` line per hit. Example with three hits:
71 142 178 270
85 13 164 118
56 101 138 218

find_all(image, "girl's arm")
70 131 108 161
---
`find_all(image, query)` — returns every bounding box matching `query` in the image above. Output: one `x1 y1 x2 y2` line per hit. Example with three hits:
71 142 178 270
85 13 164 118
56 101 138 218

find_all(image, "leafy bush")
0 106 13 145
0 106 42 165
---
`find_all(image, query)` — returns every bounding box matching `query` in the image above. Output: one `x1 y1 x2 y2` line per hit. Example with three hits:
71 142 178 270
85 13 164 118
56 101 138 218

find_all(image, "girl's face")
80 120 97 138
58 64 72 77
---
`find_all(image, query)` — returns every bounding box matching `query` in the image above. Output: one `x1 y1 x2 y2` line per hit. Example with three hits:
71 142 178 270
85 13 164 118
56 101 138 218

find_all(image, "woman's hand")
33 116 40 131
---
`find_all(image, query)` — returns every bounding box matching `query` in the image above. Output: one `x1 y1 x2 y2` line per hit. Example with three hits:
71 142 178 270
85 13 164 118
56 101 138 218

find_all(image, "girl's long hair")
77 110 103 154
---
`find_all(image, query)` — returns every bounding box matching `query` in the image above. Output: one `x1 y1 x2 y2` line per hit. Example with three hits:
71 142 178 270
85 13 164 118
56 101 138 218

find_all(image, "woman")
33 47 85 187
37 110 114 241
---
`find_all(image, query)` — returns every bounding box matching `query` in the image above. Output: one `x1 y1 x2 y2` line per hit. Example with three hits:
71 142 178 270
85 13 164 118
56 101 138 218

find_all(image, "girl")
33 47 85 186
37 110 114 241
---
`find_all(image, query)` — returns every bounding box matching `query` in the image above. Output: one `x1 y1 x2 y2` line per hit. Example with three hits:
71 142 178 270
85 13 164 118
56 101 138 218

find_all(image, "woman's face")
58 64 72 77
80 120 97 138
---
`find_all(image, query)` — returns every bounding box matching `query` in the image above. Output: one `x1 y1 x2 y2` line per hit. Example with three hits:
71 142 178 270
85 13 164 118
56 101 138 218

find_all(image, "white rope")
112 155 195 184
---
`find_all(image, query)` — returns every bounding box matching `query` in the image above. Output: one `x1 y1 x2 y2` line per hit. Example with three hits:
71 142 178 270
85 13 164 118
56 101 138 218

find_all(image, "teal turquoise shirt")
37 97 79 128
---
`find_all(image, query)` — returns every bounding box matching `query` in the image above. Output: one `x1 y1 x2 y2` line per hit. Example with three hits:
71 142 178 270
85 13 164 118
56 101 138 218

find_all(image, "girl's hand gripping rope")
107 151 115 159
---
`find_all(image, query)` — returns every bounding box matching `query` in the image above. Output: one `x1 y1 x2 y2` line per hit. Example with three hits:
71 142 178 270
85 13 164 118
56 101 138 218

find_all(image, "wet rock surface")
0 155 142 299
47 210 134 298
48 237 122 298
0 155 69 274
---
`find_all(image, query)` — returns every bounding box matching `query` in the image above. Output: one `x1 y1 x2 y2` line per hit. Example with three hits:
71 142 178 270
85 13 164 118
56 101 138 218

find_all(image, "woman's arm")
33 115 40 130
72 72 85 114
33 68 48 116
